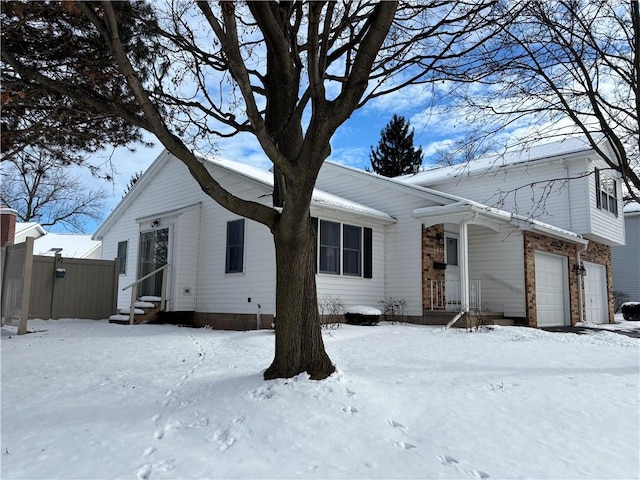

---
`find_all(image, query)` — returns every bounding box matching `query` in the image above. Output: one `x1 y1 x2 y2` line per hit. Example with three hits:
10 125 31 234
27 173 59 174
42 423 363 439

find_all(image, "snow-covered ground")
2 319 638 480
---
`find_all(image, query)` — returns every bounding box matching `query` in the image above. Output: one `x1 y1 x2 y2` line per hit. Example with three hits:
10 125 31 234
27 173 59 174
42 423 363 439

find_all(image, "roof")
33 233 102 258
624 202 640 216
94 150 395 239
14 222 47 243
400 136 601 186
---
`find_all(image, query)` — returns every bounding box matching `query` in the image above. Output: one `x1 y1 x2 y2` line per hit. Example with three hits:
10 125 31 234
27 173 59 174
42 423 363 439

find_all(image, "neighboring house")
14 222 46 243
94 137 624 329
611 203 640 303
13 222 102 259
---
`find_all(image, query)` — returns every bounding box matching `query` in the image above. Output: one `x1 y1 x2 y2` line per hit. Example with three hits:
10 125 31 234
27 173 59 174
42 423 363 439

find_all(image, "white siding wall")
423 155 625 246
316 165 440 316
428 160 573 229
584 157 625 246
467 226 526 317
195 183 277 315
100 156 279 313
172 205 201 311
612 214 640 300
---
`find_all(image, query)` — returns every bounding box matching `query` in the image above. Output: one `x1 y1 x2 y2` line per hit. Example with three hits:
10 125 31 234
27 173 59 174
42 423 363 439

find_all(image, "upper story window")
225 219 245 273
595 168 618 216
117 240 127 274
313 218 373 278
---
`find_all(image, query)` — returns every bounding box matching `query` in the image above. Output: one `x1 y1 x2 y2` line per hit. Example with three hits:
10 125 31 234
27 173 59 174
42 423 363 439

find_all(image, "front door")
138 228 169 298
445 233 460 311
584 262 608 324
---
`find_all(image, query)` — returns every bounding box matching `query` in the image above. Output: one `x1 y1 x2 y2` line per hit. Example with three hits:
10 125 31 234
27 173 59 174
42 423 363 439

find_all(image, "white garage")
584 261 608 324
535 251 569 327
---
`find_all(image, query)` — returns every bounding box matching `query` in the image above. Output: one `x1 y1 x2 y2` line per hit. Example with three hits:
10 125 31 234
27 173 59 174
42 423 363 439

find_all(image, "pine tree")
369 114 423 177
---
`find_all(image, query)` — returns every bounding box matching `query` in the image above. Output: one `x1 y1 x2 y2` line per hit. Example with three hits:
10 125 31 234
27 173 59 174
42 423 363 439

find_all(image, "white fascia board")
311 203 396 226
412 202 512 231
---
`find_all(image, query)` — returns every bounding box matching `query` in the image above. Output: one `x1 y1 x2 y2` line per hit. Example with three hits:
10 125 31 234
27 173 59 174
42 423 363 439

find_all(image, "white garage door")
535 251 569 327
584 262 608 324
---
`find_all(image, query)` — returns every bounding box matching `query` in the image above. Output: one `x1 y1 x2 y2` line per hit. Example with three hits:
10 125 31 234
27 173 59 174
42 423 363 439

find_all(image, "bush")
319 296 344 330
377 297 407 323
621 302 640 321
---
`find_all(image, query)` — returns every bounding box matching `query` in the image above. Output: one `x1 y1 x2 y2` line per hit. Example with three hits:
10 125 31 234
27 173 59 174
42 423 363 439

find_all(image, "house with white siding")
611 203 640 304
94 136 624 329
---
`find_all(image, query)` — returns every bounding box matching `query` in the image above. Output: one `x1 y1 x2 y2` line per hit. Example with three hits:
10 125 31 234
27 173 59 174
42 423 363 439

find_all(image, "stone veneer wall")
422 225 446 311
523 231 613 327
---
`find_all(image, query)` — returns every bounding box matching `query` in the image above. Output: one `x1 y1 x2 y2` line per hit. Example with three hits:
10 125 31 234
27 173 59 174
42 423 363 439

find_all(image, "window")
319 220 340 274
117 241 127 274
225 219 245 273
446 235 459 266
343 224 362 276
313 218 373 278
595 168 618 216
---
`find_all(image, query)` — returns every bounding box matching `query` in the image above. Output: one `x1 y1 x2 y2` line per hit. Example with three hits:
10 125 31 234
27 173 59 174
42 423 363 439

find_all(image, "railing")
428 279 481 312
122 264 168 325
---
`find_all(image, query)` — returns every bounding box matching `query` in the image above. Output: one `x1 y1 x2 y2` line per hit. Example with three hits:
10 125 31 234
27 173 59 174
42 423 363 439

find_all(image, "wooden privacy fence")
1 237 119 334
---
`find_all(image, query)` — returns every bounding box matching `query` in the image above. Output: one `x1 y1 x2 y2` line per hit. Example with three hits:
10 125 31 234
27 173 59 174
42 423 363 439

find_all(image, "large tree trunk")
264 214 335 380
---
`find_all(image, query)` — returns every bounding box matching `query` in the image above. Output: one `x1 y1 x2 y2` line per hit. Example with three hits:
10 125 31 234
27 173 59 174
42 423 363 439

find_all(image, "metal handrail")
122 264 168 291
122 264 169 325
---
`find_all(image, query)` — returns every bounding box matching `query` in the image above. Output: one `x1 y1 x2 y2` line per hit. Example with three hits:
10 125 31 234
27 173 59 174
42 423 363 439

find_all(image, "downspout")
576 242 589 324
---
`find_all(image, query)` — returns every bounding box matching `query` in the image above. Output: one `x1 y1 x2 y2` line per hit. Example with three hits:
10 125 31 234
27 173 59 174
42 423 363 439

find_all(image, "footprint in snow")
439 455 459 466
387 419 407 431
143 446 156 458
342 405 358 415
391 440 416 450
137 464 152 480
438 454 490 479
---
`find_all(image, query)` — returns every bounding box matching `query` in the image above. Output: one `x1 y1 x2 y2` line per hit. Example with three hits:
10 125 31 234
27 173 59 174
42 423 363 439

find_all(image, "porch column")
459 221 470 313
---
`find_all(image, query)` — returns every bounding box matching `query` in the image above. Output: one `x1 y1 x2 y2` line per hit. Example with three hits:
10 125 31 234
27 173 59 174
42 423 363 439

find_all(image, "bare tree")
0 149 108 232
447 0 640 202
2 0 502 380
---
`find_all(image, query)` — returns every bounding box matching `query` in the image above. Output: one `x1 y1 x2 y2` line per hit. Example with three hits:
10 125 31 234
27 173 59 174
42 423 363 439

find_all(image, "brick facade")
0 208 17 247
523 231 612 327
422 224 446 311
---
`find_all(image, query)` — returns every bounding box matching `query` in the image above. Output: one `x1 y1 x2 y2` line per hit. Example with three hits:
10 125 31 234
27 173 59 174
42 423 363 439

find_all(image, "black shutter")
363 227 373 278
595 168 601 209
311 217 318 273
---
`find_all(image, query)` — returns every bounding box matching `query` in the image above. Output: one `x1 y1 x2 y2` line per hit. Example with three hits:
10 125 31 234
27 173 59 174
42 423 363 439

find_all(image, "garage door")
535 251 569 327
584 262 608 324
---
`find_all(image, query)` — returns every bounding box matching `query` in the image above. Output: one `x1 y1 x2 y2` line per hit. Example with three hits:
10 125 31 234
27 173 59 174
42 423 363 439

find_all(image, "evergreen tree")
369 114 423 177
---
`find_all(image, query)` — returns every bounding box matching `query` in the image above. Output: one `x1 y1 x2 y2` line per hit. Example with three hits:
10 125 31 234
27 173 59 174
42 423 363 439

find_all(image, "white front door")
535 251 569 327
445 233 460 311
584 262 608 324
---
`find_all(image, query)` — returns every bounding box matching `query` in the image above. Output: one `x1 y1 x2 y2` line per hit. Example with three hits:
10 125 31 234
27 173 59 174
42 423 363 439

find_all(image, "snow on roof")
33 233 102 258
15 222 46 235
623 202 640 214
199 154 395 222
400 136 598 186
